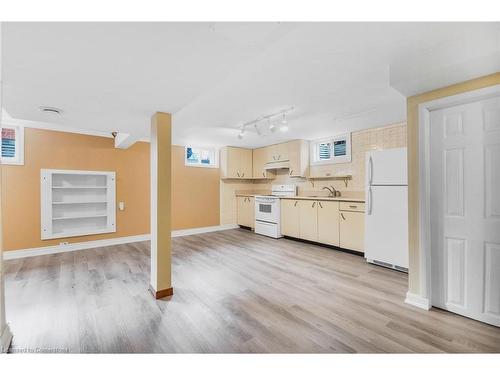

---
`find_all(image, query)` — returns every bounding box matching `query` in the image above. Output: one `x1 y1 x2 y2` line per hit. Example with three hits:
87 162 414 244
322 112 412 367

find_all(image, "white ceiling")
2 22 499 148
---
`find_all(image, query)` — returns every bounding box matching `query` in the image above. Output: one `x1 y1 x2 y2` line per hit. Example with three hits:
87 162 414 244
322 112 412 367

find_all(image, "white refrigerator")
365 147 409 271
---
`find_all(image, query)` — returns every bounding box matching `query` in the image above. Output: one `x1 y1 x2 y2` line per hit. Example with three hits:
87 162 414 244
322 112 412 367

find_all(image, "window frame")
310 132 351 166
1 125 24 166
184 145 218 168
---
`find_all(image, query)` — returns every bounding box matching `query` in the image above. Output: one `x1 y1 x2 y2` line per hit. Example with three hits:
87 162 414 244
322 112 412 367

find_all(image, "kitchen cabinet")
298 200 318 242
267 142 289 162
220 147 253 179
287 140 309 177
252 147 275 179
281 199 300 237
237 196 255 228
281 198 364 253
317 200 340 246
339 210 365 253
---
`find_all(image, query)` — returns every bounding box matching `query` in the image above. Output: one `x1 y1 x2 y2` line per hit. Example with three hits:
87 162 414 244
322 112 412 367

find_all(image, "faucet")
331 186 341 197
322 186 334 197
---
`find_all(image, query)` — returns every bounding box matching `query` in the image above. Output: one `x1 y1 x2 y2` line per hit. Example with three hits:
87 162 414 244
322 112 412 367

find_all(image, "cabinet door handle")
349 205 357 209
289 169 294 175
277 154 281 160
318 202 323 208
237 172 240 177
241 172 245 177
273 155 276 160
341 213 346 220
312 202 316 208
262 172 265 177
294 201 298 207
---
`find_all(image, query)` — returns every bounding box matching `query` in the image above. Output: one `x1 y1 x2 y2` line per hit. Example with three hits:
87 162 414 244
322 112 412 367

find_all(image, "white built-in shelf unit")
41 169 116 240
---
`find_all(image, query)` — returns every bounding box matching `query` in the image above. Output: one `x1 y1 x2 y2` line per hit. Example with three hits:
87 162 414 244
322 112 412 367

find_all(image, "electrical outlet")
59 242 69 246
119 201 125 211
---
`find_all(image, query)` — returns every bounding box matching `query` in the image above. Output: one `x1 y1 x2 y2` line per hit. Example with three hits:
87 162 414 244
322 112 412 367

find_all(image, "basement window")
310 133 351 165
184 146 218 168
1 125 24 165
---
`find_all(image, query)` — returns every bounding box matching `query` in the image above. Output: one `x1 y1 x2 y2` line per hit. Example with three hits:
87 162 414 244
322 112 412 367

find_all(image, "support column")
149 112 173 299
0 21 13 352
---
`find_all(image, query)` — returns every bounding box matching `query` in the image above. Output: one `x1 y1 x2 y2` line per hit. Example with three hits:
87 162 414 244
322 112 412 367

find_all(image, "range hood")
264 160 290 170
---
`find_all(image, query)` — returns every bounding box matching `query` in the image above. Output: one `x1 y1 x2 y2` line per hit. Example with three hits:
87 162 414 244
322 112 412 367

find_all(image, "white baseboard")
1 324 13 353
171 224 238 237
3 234 151 260
405 291 431 310
3 224 239 260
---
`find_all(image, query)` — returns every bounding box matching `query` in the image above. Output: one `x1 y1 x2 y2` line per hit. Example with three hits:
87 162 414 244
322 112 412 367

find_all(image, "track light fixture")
236 106 294 139
237 127 245 139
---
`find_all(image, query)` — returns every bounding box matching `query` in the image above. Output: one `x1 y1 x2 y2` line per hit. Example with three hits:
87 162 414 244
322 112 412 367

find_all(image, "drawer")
339 202 365 212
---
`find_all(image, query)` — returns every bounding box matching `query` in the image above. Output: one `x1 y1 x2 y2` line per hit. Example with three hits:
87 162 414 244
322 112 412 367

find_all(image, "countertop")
235 193 365 203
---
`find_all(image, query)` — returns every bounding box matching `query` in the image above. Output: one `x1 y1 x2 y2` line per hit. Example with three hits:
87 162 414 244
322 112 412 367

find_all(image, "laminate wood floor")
4 229 500 353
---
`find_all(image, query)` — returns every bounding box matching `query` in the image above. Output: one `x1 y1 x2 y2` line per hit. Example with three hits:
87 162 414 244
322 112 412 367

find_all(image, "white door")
366 148 407 186
430 96 500 327
365 185 409 269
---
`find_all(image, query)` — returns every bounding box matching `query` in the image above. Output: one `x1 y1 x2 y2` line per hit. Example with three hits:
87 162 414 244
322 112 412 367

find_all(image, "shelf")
308 174 352 180
42 169 116 240
50 227 114 239
52 186 107 189
52 201 107 205
52 214 108 221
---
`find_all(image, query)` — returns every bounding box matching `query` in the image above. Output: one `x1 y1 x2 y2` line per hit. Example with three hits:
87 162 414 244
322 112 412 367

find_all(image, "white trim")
172 224 238 237
309 132 352 166
414 84 500 307
0 324 13 353
1 124 24 165
2 234 151 260
1 117 113 139
405 292 431 310
184 145 219 168
3 225 239 260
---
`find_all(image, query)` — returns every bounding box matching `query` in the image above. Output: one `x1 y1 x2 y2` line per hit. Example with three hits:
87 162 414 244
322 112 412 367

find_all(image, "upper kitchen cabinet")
287 140 309 177
220 146 253 179
252 147 275 179
266 142 289 162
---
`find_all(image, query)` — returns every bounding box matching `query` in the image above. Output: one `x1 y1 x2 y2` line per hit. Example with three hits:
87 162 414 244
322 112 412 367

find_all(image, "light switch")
119 201 125 211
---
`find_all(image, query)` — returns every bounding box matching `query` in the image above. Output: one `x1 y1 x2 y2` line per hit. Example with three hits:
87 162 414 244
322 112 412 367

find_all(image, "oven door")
255 197 279 223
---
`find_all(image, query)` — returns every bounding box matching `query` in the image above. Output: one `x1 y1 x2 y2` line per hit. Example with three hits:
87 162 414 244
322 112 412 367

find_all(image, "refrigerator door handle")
367 185 373 215
368 156 373 185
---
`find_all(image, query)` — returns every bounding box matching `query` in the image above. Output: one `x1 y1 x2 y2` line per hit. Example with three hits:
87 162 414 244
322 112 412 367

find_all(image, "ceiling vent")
39 106 63 115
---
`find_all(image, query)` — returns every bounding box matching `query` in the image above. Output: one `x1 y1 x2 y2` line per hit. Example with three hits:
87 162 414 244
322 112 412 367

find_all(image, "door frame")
412 84 500 309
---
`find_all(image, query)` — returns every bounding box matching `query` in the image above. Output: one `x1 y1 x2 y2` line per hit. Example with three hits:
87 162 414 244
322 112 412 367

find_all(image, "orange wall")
1 128 220 252
1 128 150 251
171 145 220 230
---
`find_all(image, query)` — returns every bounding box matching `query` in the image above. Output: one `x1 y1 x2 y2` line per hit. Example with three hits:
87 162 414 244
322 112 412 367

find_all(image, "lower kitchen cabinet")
281 198 364 253
299 200 318 242
339 210 365 252
317 201 340 246
281 199 300 237
237 196 255 228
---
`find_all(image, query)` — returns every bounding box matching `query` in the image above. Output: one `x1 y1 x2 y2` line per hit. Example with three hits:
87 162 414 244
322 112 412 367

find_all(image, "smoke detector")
39 106 63 115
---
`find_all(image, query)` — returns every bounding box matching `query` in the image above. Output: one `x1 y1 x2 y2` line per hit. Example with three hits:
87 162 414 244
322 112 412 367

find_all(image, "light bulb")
281 113 288 124
280 124 289 132
268 119 275 133
237 127 245 139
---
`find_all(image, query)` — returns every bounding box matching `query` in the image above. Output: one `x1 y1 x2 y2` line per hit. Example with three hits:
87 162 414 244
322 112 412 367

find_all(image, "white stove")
254 184 297 238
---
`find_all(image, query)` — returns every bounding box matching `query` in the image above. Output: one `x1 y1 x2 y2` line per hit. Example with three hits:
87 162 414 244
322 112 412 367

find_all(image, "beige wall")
1 129 222 252
407 72 500 295
171 145 220 229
